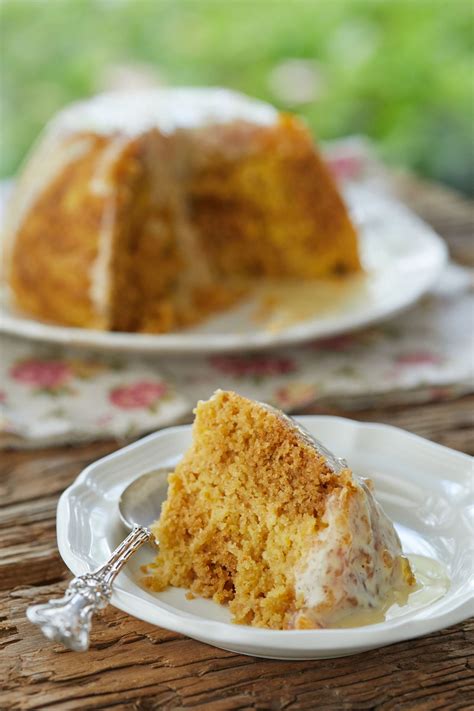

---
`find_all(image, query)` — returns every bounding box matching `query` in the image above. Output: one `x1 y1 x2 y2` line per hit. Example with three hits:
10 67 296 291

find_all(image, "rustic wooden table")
1 176 473 710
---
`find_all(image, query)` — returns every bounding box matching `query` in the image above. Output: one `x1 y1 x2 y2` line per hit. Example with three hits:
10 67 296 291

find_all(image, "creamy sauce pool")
252 275 369 332
336 554 450 628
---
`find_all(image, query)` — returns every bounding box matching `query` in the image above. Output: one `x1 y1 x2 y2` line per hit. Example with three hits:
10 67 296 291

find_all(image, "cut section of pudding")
145 390 415 629
5 88 360 333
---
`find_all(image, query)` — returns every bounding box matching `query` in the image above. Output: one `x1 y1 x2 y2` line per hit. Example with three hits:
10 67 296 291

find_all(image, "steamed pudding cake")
145 391 415 629
5 88 360 333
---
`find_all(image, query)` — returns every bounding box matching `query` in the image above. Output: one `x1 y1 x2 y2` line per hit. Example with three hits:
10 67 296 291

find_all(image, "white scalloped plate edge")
56 416 473 659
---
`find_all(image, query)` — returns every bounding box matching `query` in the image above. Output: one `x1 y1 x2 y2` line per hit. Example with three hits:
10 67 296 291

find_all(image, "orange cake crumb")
5 89 360 333
144 391 415 629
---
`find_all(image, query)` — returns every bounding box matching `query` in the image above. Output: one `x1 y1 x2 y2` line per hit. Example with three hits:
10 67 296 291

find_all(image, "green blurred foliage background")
1 0 473 193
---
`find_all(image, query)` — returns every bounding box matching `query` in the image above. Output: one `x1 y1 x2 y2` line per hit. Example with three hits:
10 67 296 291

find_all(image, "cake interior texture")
145 391 415 629
5 89 360 333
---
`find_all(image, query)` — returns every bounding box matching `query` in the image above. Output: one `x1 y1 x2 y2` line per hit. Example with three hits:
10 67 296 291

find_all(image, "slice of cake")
145 391 415 629
4 88 360 333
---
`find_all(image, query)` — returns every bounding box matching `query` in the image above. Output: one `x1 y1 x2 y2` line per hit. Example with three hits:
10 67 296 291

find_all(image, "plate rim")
56 415 474 657
1 191 448 354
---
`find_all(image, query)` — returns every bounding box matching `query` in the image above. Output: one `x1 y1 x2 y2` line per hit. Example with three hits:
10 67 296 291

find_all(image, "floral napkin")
1 140 473 448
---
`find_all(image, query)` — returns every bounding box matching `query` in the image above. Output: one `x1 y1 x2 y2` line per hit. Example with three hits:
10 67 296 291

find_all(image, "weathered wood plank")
1 583 473 710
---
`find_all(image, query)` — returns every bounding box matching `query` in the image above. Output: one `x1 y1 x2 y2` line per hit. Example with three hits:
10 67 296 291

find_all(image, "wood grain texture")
1 177 473 710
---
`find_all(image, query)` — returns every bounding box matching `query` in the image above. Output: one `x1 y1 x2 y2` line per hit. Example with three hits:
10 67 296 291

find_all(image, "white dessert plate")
57 416 473 660
1 187 447 354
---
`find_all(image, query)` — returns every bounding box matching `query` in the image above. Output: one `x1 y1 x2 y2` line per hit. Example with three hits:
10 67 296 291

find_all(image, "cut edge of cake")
144 390 415 629
5 88 361 334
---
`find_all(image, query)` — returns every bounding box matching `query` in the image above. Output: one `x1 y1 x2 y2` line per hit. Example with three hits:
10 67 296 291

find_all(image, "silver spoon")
26 467 170 652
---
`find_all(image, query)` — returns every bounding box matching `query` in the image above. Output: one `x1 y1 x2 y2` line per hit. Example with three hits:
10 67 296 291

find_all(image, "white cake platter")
0 186 447 354
57 416 473 660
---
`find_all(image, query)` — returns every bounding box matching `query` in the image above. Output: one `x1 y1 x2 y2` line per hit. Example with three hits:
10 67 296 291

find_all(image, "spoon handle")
26 525 153 652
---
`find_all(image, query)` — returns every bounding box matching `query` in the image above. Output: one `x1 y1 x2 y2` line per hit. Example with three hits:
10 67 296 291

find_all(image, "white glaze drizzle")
89 134 132 197
6 88 278 317
89 194 116 317
49 88 278 137
88 135 132 312
294 479 411 626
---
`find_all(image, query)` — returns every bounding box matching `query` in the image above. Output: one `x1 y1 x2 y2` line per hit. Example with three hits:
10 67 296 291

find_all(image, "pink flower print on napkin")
109 380 168 412
395 351 444 366
10 358 74 395
327 154 364 182
309 334 357 351
210 354 296 381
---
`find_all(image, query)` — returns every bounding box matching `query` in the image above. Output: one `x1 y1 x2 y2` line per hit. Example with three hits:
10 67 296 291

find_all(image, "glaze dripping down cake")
4 88 360 333
145 391 415 629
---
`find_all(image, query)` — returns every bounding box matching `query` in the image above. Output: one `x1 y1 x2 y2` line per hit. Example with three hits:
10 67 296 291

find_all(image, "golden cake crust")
144 391 415 629
146 391 346 627
6 90 360 333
